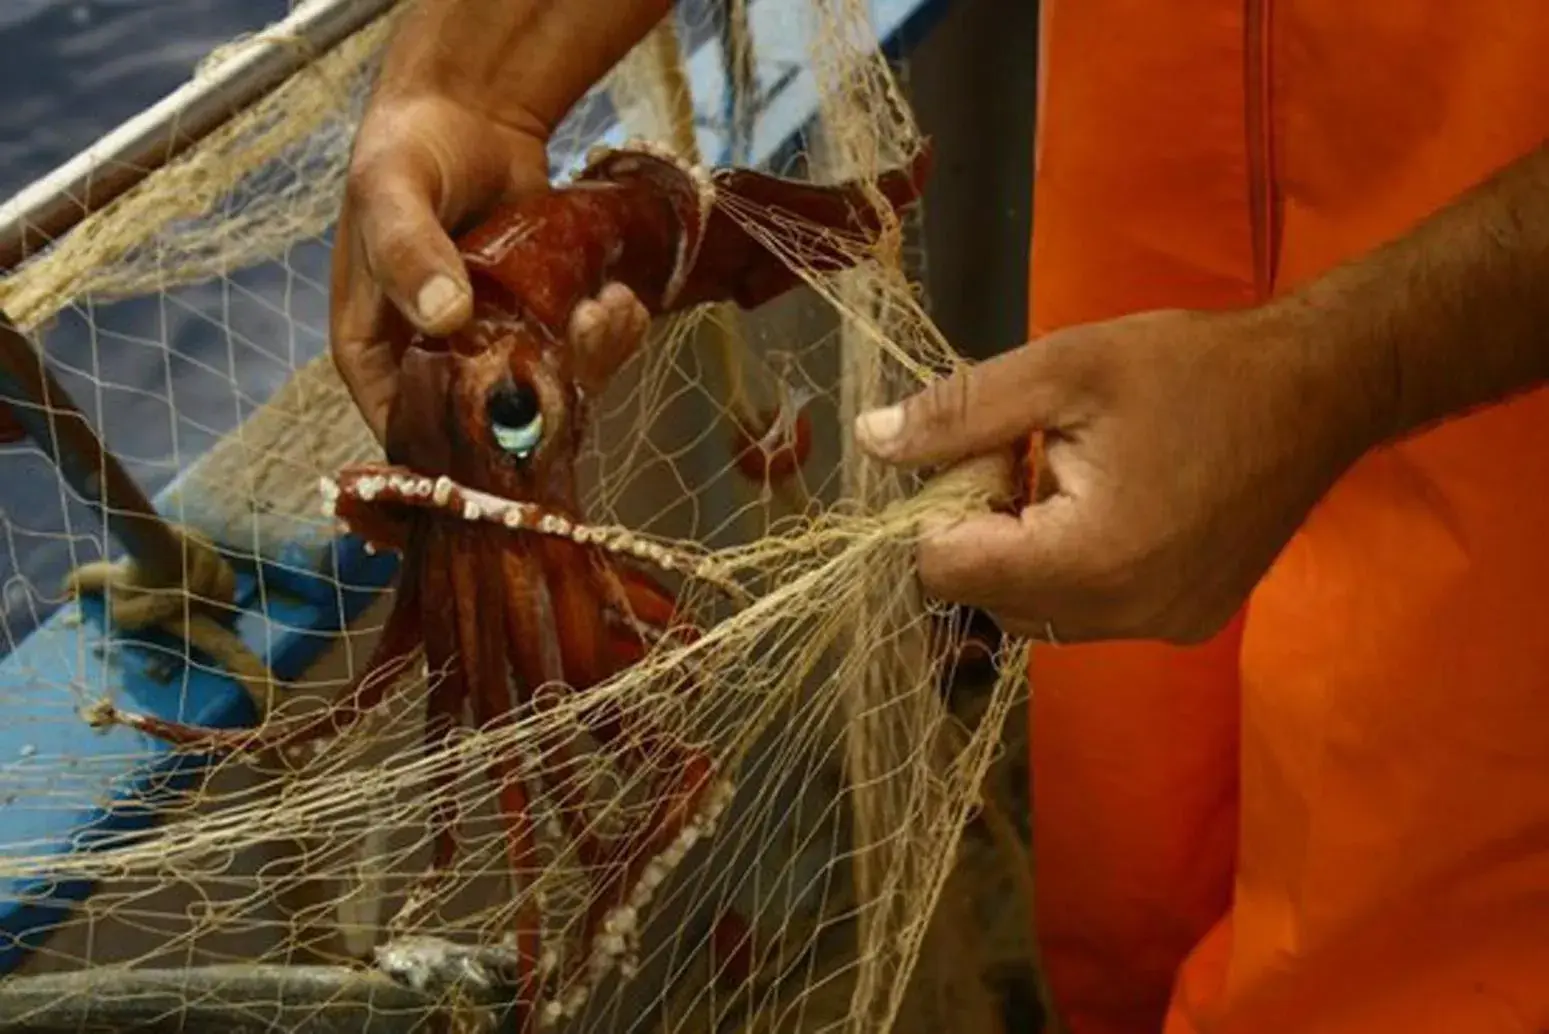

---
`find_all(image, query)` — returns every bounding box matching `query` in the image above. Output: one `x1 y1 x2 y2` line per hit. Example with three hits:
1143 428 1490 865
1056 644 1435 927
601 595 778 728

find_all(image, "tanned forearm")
378 0 674 136
1281 141 1549 463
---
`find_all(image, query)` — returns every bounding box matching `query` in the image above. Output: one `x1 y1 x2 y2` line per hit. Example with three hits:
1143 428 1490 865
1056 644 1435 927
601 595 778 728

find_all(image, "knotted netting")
0 1 1038 1031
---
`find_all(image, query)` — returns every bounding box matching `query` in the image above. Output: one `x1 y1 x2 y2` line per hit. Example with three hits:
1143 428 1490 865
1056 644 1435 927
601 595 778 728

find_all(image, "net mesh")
0 1 1036 1031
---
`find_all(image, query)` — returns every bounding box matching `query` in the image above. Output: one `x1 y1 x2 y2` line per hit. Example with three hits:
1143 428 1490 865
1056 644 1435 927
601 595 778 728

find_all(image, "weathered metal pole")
0 0 401 269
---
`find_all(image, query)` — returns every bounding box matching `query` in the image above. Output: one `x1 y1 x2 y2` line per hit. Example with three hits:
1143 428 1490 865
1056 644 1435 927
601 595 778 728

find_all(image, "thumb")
353 159 474 337
851 338 1073 468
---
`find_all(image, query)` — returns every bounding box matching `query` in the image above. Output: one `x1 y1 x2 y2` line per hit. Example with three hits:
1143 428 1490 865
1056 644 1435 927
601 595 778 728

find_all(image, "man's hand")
330 95 648 444
854 140 1549 646
852 307 1374 645
328 0 672 445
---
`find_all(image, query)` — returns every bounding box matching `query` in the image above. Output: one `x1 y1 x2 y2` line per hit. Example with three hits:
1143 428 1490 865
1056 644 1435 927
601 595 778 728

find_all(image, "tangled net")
0 1 1036 1032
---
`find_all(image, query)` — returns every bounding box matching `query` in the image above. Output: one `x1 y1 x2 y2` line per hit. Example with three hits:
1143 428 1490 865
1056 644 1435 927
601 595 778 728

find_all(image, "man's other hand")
852 307 1371 645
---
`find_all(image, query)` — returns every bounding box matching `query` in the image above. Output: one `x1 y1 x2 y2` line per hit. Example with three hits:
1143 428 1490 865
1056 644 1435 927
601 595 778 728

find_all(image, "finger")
568 281 650 388
568 282 645 349
915 511 1028 608
916 493 1082 609
852 336 1078 469
570 298 607 352
352 159 473 337
335 332 402 449
604 281 652 350
330 209 397 445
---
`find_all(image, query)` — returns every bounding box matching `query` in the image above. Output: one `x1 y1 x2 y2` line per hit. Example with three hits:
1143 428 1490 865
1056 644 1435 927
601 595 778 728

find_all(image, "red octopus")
101 138 932 1027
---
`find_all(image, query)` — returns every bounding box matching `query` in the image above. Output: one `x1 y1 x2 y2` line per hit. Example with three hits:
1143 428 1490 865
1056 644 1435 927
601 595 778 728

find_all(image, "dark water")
0 0 296 650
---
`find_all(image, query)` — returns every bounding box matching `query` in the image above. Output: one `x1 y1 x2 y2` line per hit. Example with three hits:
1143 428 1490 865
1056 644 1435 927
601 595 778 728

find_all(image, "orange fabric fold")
1027 2 1549 1031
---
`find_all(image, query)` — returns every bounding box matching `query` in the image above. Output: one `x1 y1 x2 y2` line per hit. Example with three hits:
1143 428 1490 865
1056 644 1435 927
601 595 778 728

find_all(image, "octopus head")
386 314 586 507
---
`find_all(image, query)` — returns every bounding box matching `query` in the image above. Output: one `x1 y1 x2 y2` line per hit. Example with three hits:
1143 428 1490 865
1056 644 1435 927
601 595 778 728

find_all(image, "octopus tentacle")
458 141 934 389
730 397 815 485
607 563 685 632
590 563 704 765
542 537 616 690
565 763 731 1004
481 747 545 1029
558 563 727 992
494 541 607 872
573 139 935 313
323 468 747 605
392 522 469 935
449 529 544 1023
92 144 937 1025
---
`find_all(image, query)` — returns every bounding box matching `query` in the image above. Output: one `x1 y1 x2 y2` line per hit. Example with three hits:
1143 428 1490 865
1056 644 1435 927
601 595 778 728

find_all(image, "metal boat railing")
0 0 400 584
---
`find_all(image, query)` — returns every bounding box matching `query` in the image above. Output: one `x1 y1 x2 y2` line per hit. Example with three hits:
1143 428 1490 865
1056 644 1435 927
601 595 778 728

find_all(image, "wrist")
373 4 553 139
1256 290 1395 483
374 0 672 142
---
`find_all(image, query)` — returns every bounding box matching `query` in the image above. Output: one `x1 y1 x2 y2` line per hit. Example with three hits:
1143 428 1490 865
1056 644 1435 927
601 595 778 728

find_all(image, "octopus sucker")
104 140 933 1031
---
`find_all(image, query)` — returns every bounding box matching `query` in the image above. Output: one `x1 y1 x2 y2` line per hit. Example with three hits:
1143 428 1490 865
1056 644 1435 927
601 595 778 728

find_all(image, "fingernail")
855 405 905 449
415 274 466 328
597 281 635 306
571 299 604 337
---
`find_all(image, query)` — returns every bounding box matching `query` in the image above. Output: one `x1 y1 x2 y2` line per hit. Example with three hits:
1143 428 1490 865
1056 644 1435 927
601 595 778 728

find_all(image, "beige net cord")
65 528 285 721
605 12 815 530
0 0 382 724
608 14 1030 1026
0 0 1042 1031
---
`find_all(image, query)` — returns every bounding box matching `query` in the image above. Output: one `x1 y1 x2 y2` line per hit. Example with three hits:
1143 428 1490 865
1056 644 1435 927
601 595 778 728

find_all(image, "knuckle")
605 301 635 336
909 370 975 437
345 155 434 254
914 542 954 600
599 280 640 307
344 145 390 210
1128 592 1203 644
371 228 425 285
1038 328 1108 405
1071 546 1135 601
327 231 356 302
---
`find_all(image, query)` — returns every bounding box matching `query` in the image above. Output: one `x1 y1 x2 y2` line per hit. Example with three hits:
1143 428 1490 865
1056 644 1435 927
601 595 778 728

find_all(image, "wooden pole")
0 312 189 583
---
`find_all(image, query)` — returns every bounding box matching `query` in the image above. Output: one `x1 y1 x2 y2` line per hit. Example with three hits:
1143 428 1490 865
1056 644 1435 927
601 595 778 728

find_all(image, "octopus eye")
487 381 544 460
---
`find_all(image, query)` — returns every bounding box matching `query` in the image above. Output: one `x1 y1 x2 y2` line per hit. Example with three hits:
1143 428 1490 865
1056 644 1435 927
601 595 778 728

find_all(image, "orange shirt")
1026 3 1549 1032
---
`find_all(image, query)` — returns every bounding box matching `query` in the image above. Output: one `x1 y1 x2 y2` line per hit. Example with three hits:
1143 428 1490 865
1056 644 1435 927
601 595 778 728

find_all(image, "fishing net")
0 1 1037 1031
